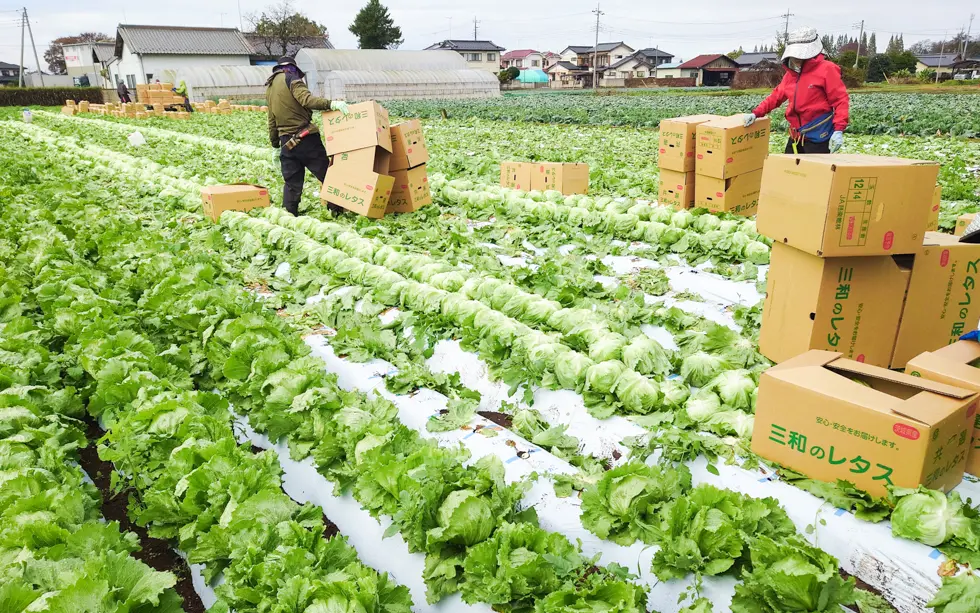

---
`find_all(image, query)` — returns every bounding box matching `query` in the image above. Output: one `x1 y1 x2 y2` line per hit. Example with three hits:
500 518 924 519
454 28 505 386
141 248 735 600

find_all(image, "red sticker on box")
366 184 374 190
676 185 684 190
726 157 734 163
326 136 334 141
846 216 855 240
400 184 408 189
716 192 724 198
856 354 865 362
659 148 666 153
407 147 413 153
893 423 920 440
423 177 428 182
933 204 940 211
686 152 694 157
941 249 950 267
697 154 704 159
883 231 894 250
259 190 267 196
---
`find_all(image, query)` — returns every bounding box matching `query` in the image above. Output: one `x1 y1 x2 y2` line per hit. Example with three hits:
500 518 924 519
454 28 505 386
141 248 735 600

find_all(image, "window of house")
615 54 623 59
487 53 496 61
531 59 539 67
516 59 523 67
145 73 153 81
126 74 136 88
636 71 645 77
466 53 482 62
665 74 673 79
0 69 8 77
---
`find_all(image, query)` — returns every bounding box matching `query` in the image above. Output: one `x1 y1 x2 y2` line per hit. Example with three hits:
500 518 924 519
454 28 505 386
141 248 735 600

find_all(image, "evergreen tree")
348 0 403 49
821 35 834 56
897 33 904 51
868 32 877 55
753 44 758 53
860 31 868 55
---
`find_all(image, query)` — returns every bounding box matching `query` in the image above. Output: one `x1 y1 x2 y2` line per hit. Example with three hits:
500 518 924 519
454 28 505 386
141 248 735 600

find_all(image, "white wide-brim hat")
782 27 824 61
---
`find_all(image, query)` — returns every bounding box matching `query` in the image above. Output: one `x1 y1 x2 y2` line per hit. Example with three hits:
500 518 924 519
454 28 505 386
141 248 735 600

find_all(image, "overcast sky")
1 0 975 71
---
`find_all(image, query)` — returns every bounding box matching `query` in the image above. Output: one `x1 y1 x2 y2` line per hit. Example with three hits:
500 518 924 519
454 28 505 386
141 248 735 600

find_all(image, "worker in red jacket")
744 27 849 154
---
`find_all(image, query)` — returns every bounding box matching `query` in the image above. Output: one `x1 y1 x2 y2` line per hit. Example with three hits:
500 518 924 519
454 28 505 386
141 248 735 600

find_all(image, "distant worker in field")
744 27 849 154
173 80 192 113
265 56 349 216
116 80 131 104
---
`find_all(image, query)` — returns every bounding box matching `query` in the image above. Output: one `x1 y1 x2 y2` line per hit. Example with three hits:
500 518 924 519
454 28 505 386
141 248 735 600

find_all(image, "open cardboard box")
200 184 270 221
321 101 392 156
389 120 429 171
387 165 432 214
322 146 394 218
694 168 762 216
752 350 976 496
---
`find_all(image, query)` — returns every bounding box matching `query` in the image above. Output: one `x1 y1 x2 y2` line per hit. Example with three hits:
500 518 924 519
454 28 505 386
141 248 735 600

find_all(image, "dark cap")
276 56 299 67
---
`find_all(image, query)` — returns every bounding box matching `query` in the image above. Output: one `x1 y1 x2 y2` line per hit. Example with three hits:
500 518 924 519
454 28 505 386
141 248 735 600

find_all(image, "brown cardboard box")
752 350 976 496
200 184 270 222
78 101 89 113
906 341 980 476
760 242 912 368
891 232 980 368
530 162 590 195
926 186 942 232
757 154 940 258
149 83 162 91
695 115 771 179
321 101 392 155
322 146 394 218
658 114 722 173
387 165 431 214
694 168 763 216
658 169 695 210
389 120 429 171
500 162 532 191
61 106 76 116
955 213 976 236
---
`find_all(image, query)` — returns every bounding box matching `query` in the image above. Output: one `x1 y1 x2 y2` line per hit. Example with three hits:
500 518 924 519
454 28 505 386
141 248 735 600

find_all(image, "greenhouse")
295 49 500 100
167 65 272 101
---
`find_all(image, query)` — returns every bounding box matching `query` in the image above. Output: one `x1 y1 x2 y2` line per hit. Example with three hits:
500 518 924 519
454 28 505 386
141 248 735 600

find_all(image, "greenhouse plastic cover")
517 69 549 83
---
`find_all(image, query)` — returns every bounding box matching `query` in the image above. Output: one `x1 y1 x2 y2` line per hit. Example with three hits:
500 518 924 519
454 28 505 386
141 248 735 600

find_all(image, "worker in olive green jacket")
265 56 349 215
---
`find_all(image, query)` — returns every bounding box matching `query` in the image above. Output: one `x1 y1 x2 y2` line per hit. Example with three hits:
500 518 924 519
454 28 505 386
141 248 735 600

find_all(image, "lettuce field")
1 93 980 613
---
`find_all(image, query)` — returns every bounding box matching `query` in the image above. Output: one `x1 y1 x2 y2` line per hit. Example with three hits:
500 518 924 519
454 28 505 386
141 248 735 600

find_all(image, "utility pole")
853 19 864 69
237 0 243 31
781 9 793 47
18 7 25 87
24 8 42 86
937 32 947 83
472 16 480 41
964 13 975 58
445 17 453 39
592 3 603 90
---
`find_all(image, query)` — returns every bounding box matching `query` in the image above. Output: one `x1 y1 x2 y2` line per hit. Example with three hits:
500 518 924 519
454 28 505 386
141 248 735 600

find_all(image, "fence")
733 70 782 90
0 87 104 107
501 81 549 90
625 77 697 88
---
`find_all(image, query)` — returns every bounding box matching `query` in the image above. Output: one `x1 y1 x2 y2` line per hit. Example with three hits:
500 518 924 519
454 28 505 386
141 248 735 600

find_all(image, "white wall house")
424 40 505 72
108 24 252 89
560 46 592 64
62 41 115 86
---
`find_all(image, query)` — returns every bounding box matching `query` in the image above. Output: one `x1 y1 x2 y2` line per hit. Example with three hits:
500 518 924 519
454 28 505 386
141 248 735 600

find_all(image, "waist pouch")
795 111 834 143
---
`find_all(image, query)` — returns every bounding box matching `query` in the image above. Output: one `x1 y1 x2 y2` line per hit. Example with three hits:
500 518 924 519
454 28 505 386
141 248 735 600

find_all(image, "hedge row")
0 87 104 107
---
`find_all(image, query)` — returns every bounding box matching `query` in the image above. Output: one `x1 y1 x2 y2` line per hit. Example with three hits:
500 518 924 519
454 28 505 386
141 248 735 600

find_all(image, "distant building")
605 54 656 79
655 61 690 79
560 45 593 64
915 53 961 76
0 61 23 86
425 40 505 72
734 51 778 69
547 60 589 88
634 48 674 66
951 58 980 80
501 49 544 70
109 24 253 88
61 41 115 85
678 54 739 86
577 42 635 69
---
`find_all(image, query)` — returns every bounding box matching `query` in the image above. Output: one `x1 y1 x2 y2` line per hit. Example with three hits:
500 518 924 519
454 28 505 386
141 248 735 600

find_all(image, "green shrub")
0 87 104 107
839 66 867 88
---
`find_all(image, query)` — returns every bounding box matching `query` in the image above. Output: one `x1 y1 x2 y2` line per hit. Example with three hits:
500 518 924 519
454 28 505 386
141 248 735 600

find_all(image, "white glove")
743 113 757 127
330 100 350 115
830 131 844 153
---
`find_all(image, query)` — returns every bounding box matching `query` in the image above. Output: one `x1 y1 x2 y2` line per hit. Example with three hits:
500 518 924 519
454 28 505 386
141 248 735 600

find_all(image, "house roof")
502 49 538 60
636 47 673 59
735 51 778 66
607 54 653 70
548 61 588 72
916 53 961 67
0 61 21 69
246 34 333 58
657 61 683 69
595 41 630 52
425 39 505 52
92 42 116 63
562 45 593 54
115 25 252 56
679 54 737 69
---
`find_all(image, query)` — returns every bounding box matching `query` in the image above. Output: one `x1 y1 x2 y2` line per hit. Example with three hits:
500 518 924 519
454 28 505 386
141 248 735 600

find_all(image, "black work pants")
785 137 830 154
279 135 329 216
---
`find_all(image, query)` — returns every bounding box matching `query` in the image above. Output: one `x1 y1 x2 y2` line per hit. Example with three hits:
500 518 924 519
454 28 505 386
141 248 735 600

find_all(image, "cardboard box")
695 115 771 179
658 114 722 173
200 184 270 222
387 165 431 214
752 350 976 496
760 242 912 368
926 185 942 232
149 83 162 91
321 101 392 155
60 106 76 116
694 168 763 216
500 162 532 191
891 232 980 368
530 162 590 195
658 169 695 210
322 146 394 218
955 213 976 237
389 120 429 171
906 341 980 476
757 154 940 258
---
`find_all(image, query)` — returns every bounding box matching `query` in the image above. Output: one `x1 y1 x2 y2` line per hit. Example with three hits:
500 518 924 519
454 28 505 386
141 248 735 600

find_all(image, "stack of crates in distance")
693 115 771 216
498 162 589 194
387 119 432 214
657 114 720 209
143 82 183 106
321 101 396 218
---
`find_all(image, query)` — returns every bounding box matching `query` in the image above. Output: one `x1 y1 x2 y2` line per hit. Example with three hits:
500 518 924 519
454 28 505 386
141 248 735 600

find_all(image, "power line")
601 13 784 25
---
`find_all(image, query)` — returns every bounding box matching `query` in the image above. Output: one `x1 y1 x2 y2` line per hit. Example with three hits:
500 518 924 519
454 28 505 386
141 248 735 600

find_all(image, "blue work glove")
743 113 757 127
330 100 350 115
830 131 844 153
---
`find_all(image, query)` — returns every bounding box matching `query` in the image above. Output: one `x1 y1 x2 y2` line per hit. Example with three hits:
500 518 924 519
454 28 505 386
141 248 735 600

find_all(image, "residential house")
62 41 115 86
605 54 656 79
501 49 544 70
634 48 674 66
734 51 778 69
109 24 253 88
951 58 980 79
547 61 588 88
677 54 739 86
425 40 505 72
542 52 560 68
915 53 962 76
246 34 333 64
577 42 635 69
655 61 692 79
560 46 592 64
0 61 23 86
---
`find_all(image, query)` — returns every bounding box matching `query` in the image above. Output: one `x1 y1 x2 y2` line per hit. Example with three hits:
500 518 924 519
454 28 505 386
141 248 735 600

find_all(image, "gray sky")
2 0 975 71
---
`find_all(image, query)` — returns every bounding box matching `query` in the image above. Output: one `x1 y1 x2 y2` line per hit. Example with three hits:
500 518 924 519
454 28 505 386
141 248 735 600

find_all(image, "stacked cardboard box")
955 213 977 236
200 184 270 221
498 162 589 195
387 119 432 214
321 101 395 218
755 154 980 372
657 114 720 209
692 115 771 216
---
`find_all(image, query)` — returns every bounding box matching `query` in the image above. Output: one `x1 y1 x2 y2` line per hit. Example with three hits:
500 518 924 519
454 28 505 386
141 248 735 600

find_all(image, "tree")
247 0 329 57
821 35 835 57
727 46 744 60
860 31 868 55
44 32 111 75
349 0 403 49
498 66 520 83
868 32 877 56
